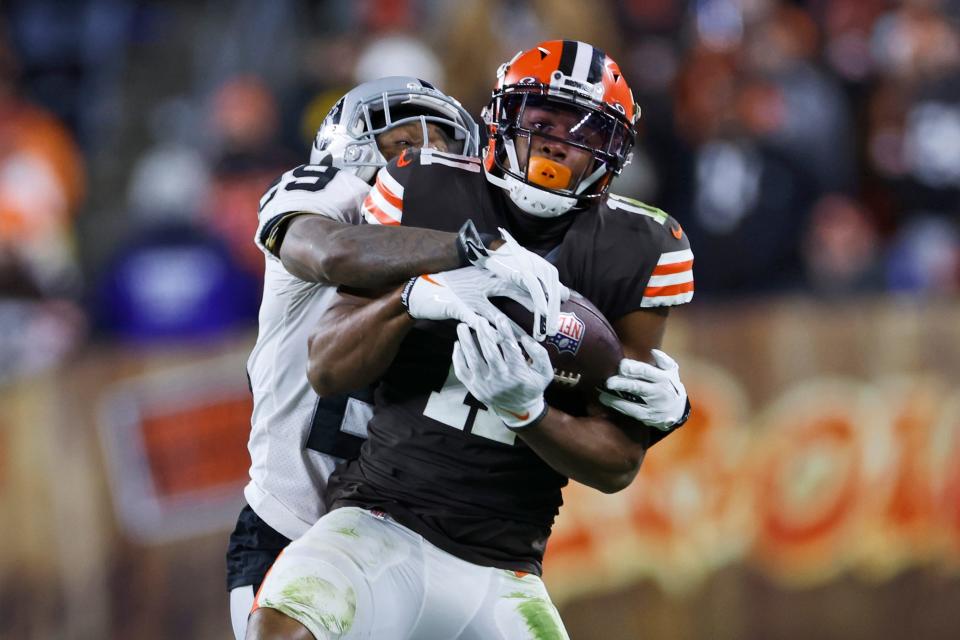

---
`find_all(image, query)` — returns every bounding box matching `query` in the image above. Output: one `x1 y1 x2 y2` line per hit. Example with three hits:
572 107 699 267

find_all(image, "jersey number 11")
423 366 517 446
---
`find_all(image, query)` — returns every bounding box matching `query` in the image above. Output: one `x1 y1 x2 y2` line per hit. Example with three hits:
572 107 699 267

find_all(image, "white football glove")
465 225 569 342
452 318 554 428
598 350 688 431
401 266 529 336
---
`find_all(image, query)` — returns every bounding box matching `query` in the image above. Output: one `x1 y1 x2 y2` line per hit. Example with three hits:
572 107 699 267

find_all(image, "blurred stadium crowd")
1 0 959 385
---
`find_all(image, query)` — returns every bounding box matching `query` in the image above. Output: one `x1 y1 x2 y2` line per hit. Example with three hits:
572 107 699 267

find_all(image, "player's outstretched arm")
280 215 465 288
306 285 414 396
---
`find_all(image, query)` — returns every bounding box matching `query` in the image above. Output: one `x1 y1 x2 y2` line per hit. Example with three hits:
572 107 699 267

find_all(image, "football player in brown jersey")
248 41 693 640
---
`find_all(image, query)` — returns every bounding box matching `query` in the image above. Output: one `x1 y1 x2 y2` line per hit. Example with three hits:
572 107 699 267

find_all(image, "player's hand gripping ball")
493 292 622 396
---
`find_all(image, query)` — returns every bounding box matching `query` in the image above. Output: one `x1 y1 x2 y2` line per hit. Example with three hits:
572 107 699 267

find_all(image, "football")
492 292 623 395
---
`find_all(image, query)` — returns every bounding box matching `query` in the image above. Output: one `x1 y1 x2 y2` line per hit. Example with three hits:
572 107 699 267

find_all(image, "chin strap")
503 137 523 174
504 175 577 217
490 139 578 217
575 164 607 195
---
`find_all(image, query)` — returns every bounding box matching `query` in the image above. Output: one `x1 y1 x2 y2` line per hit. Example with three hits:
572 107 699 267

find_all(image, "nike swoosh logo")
671 224 683 240
422 274 443 286
502 409 530 421
396 149 413 167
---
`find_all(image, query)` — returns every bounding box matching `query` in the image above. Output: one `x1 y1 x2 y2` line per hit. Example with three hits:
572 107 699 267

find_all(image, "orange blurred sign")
140 397 251 499
544 365 960 602
97 353 252 543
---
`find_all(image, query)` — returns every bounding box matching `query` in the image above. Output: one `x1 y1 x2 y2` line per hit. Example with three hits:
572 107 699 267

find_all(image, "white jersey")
245 164 373 540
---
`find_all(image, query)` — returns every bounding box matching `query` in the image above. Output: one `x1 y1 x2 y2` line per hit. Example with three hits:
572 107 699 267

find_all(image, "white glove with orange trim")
452 318 554 429
400 266 527 336
460 221 569 341
599 350 688 431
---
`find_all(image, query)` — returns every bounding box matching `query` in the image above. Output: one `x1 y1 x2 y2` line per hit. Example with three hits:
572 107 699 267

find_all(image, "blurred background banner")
97 351 251 544
546 300 960 597
1 0 959 638
2 303 959 639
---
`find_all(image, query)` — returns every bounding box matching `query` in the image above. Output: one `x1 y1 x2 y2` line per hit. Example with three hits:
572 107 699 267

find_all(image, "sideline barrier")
1 300 958 637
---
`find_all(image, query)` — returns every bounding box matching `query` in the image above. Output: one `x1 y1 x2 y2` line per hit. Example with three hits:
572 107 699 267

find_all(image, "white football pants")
253 506 569 639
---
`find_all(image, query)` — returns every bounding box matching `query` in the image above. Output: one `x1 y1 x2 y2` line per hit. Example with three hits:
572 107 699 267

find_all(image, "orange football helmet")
482 40 639 217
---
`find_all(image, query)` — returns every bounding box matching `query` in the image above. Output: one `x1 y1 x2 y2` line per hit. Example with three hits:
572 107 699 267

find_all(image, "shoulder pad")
384 148 481 176
259 164 369 222
605 193 669 225
363 149 482 226
255 164 368 258
602 194 694 308
605 193 689 246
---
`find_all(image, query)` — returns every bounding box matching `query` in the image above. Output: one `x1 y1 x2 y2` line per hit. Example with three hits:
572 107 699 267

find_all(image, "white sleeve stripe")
641 292 694 307
377 168 405 198
657 249 694 265
422 149 481 164
422 155 482 172
368 189 402 222
647 271 694 287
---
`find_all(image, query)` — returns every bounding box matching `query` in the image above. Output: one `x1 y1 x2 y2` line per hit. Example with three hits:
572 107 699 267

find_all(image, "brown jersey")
326 148 694 575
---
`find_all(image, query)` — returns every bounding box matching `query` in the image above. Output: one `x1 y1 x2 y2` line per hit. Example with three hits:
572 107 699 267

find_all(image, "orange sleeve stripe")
250 548 285 614
643 281 695 297
363 196 400 226
375 174 404 209
652 260 694 276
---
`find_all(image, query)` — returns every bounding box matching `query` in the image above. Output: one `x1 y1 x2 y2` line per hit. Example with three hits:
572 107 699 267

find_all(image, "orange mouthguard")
527 156 572 190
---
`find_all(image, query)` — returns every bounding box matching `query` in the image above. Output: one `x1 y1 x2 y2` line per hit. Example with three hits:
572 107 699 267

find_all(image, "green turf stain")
608 194 669 222
504 593 566 640
262 576 356 635
333 526 360 538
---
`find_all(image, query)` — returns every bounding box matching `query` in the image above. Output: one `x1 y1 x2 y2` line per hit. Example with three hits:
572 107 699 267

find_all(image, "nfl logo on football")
547 312 584 355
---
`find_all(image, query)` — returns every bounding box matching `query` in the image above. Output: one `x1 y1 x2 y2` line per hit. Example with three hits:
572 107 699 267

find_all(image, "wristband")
672 397 692 429
501 402 549 431
643 398 692 449
456 219 497 267
399 276 418 317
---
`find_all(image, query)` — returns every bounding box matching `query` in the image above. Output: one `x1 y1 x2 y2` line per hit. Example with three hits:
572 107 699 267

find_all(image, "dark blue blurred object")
95 221 260 342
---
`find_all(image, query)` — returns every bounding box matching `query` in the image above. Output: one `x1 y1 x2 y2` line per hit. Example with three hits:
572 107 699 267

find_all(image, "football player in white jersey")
228 77 570 640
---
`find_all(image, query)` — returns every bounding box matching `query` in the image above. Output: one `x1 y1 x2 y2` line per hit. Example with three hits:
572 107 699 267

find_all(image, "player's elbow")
280 217 354 284
307 366 332 397
312 241 353 283
590 452 645 494
307 366 339 398
592 469 638 494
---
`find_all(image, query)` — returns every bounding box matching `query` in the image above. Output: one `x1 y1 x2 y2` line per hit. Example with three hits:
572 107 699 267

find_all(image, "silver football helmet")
310 77 480 182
